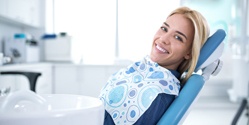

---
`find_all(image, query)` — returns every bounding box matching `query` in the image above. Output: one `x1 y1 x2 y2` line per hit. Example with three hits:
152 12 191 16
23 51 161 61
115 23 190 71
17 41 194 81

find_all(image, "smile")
156 45 169 54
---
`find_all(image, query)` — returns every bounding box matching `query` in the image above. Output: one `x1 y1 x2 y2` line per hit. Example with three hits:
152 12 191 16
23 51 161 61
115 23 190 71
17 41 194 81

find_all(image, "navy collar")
168 69 180 79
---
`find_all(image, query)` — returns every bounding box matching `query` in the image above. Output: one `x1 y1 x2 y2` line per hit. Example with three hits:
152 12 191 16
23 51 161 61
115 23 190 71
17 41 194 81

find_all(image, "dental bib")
99 56 180 125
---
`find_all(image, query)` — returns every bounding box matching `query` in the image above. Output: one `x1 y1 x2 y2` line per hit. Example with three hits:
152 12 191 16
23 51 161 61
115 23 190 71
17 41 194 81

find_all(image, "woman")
99 6 210 125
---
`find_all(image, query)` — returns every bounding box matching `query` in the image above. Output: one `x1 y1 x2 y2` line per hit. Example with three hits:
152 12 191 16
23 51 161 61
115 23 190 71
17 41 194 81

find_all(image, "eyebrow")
163 22 188 40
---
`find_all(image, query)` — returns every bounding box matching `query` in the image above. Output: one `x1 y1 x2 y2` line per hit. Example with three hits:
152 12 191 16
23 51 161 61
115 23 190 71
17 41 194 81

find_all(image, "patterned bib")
99 56 180 125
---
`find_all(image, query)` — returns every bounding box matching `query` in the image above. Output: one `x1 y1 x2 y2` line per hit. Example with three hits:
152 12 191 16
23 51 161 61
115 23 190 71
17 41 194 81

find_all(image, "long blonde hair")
168 7 210 84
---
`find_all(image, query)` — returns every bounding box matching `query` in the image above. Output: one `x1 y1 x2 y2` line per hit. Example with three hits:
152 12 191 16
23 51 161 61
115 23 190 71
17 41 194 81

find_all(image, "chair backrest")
157 29 226 125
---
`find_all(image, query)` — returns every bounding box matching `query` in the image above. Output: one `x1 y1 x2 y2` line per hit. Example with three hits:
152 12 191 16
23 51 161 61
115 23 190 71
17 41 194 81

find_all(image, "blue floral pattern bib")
99 56 180 125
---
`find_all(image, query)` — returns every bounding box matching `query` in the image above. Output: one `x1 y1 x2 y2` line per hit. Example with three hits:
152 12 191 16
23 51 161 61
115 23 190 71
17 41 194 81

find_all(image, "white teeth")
156 45 168 53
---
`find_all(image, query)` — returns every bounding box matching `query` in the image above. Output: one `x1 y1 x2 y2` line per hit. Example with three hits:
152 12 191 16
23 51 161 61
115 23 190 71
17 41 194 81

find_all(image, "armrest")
157 74 205 125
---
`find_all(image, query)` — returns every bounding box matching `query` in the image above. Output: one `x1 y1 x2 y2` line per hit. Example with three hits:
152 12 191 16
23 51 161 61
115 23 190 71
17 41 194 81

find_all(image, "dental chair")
157 29 226 125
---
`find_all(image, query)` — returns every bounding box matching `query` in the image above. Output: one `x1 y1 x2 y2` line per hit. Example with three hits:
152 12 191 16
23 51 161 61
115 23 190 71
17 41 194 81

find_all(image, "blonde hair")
168 7 210 84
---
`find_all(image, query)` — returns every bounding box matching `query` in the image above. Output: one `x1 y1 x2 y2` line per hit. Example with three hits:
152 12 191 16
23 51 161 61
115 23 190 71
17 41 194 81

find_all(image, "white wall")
0 23 22 53
247 0 249 37
49 0 181 64
0 0 45 60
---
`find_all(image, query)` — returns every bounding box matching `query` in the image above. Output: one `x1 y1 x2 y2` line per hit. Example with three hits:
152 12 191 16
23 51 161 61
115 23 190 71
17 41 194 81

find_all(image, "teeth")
156 45 168 53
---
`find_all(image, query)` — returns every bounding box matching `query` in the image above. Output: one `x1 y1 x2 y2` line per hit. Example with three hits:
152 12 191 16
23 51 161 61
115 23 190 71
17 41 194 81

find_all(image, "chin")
150 55 159 63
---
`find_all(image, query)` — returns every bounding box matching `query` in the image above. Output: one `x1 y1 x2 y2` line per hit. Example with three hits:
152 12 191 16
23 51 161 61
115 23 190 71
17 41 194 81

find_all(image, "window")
118 0 180 61
45 0 180 64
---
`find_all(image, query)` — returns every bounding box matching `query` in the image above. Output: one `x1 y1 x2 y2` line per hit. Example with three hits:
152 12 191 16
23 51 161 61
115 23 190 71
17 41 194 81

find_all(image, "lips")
156 44 169 54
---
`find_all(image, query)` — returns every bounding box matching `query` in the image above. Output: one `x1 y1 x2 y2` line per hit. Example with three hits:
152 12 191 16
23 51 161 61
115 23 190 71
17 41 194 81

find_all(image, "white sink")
0 90 104 125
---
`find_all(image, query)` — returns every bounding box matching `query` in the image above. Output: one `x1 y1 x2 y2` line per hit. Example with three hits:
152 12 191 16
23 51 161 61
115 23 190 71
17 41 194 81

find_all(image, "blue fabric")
195 29 226 71
157 29 226 125
157 74 205 125
100 56 180 124
103 70 179 125
134 94 175 125
104 110 115 125
104 94 175 125
168 69 180 79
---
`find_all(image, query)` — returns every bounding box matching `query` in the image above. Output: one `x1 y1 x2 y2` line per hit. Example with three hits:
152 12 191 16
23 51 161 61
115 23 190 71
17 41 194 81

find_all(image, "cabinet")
53 64 125 97
0 0 7 16
0 63 53 94
0 0 41 28
0 63 125 97
44 36 73 62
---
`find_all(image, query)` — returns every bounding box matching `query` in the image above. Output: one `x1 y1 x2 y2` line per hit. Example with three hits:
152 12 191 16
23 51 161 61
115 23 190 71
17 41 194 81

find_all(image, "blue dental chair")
157 29 226 125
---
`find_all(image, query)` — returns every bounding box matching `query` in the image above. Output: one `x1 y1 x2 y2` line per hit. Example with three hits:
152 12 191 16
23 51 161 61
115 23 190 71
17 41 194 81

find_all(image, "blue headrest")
157 29 226 125
195 29 226 72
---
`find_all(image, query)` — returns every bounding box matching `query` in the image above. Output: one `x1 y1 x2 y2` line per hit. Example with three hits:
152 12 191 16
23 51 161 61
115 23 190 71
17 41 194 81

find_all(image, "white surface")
0 0 7 16
182 76 247 125
0 0 41 28
44 36 73 62
53 64 125 97
0 63 53 94
0 90 104 125
230 58 249 102
183 97 247 125
0 63 125 96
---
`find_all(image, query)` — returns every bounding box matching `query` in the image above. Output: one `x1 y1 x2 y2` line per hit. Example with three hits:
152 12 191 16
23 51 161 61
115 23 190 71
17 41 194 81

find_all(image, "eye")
160 26 168 32
174 35 183 42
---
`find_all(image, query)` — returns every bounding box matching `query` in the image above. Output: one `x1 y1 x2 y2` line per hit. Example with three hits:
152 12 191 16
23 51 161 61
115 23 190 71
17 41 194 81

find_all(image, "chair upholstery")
157 29 226 125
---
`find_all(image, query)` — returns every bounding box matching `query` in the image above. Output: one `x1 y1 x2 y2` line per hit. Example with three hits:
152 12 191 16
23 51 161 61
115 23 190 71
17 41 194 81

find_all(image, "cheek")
174 44 189 56
153 35 159 42
184 43 192 54
181 47 191 59
151 39 155 49
152 35 159 46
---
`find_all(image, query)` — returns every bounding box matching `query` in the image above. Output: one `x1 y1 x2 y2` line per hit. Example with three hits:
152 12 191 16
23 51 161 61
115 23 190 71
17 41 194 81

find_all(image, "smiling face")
150 14 194 70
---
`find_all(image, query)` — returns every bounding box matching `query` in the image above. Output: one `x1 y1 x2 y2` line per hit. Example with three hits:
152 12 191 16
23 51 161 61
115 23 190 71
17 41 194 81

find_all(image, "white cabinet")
54 65 81 94
0 63 125 97
0 0 7 16
7 0 29 23
53 64 125 97
0 0 41 28
44 36 73 62
0 63 53 94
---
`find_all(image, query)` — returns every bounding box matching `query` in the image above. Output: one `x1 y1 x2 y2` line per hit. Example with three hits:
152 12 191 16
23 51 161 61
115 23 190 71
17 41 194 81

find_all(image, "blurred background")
0 0 248 124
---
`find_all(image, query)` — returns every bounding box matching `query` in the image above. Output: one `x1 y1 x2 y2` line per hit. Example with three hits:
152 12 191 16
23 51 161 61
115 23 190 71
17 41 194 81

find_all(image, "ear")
184 52 191 60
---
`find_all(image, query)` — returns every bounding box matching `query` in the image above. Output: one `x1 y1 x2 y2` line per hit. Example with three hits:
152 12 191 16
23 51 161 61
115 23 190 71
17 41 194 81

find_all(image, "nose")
160 33 170 45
